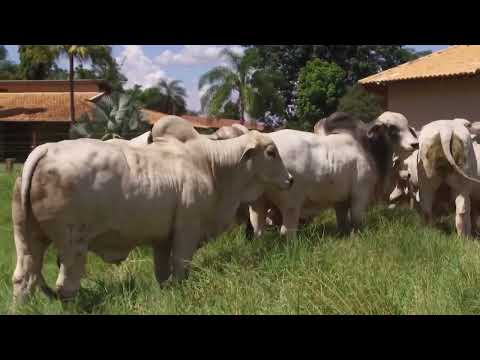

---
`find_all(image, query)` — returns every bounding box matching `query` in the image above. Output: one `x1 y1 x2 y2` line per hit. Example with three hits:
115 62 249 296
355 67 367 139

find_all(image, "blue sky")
2 45 449 111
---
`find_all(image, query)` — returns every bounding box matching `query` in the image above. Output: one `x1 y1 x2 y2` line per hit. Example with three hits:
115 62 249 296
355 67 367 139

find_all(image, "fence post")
5 158 15 174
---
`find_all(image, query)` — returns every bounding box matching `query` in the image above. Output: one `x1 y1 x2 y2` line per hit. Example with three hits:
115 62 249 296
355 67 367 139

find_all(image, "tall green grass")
2 167 480 314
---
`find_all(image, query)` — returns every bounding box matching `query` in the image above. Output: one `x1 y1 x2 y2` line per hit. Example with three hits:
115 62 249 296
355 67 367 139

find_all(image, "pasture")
2 166 480 315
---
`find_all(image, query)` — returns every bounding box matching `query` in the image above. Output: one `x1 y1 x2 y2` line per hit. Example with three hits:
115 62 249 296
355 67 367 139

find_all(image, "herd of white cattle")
10 111 480 304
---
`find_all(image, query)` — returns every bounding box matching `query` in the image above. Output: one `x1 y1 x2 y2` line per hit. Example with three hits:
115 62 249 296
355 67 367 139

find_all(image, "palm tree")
156 79 187 115
53 45 109 124
198 49 284 124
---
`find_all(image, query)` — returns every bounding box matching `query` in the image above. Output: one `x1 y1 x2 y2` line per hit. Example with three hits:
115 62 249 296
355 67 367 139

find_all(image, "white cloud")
116 45 170 89
155 45 244 66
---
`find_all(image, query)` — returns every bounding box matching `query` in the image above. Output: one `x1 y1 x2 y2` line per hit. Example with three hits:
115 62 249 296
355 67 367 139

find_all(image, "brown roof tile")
359 45 480 85
0 92 265 131
0 92 99 122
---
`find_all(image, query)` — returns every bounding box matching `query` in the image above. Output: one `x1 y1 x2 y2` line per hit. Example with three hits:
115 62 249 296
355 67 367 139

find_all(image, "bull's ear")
240 142 258 162
409 127 418 138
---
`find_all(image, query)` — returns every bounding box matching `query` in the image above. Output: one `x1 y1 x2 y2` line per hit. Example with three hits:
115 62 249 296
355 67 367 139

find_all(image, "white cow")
416 119 480 236
249 113 419 241
12 131 293 303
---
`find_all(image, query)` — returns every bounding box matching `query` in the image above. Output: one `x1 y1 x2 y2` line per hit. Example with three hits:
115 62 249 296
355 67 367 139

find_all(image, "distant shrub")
337 84 384 123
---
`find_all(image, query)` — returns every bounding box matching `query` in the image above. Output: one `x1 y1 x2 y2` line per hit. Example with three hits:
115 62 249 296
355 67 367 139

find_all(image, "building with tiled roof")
0 80 264 162
359 45 480 129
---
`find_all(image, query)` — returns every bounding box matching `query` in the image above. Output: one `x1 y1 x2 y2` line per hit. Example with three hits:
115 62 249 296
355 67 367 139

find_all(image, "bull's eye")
388 126 398 137
266 148 276 158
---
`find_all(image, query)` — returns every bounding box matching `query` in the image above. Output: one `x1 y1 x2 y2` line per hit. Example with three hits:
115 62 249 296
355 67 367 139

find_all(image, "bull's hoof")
56 287 79 303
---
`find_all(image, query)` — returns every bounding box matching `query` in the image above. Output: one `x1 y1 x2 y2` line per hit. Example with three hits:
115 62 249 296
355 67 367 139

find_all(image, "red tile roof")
0 92 99 122
0 80 104 93
0 91 265 131
359 45 480 85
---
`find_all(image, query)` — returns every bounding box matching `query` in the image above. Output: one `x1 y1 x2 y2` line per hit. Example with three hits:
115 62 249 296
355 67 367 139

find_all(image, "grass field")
2 165 480 315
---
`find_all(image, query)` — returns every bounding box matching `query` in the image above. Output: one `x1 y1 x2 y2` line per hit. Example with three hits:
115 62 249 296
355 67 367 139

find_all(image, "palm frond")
205 82 233 117
198 66 234 90
220 48 242 72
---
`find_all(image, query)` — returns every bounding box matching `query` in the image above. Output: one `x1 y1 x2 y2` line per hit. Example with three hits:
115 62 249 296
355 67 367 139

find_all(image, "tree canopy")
295 59 346 129
243 45 431 122
337 84 384 123
199 48 284 123
0 46 20 80
10 45 126 91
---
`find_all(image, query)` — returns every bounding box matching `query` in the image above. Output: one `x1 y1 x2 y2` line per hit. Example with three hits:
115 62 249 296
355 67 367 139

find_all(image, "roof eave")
360 71 480 86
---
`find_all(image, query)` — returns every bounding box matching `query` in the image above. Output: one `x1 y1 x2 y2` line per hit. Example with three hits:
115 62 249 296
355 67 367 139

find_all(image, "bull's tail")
19 144 56 299
439 127 480 185
21 144 48 213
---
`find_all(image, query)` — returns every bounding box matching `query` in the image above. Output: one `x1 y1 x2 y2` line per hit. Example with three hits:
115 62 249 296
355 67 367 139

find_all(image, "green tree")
218 101 240 119
199 48 284 123
0 46 6 61
48 64 69 79
74 46 127 92
337 84 384 123
140 87 168 112
0 46 20 79
18 45 58 79
70 92 150 140
296 59 346 128
244 45 431 120
156 79 187 115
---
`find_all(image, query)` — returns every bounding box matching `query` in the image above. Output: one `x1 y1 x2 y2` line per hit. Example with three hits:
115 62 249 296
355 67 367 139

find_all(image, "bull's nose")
411 142 419 150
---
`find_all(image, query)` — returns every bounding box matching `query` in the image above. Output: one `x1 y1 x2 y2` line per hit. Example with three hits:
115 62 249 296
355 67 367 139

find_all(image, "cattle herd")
10 112 480 304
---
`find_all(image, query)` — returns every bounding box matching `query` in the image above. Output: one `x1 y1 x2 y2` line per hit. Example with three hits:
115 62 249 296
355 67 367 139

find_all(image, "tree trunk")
69 54 75 124
239 93 245 124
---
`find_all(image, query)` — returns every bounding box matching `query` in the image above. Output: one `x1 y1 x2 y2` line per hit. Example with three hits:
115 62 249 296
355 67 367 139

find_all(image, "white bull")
249 113 418 241
416 119 480 236
12 131 293 303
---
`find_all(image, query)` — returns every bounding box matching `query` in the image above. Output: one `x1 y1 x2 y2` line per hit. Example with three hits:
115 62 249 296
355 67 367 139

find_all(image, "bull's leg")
55 244 87 301
409 196 415 210
418 169 441 225
454 192 471 237
280 205 301 242
11 179 52 304
12 229 50 304
153 240 172 284
350 191 370 234
237 204 254 240
249 197 268 238
471 203 480 237
334 200 351 235
171 228 201 281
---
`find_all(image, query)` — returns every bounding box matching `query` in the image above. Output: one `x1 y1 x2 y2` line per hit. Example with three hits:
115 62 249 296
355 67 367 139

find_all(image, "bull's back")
269 131 372 204
29 140 181 241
